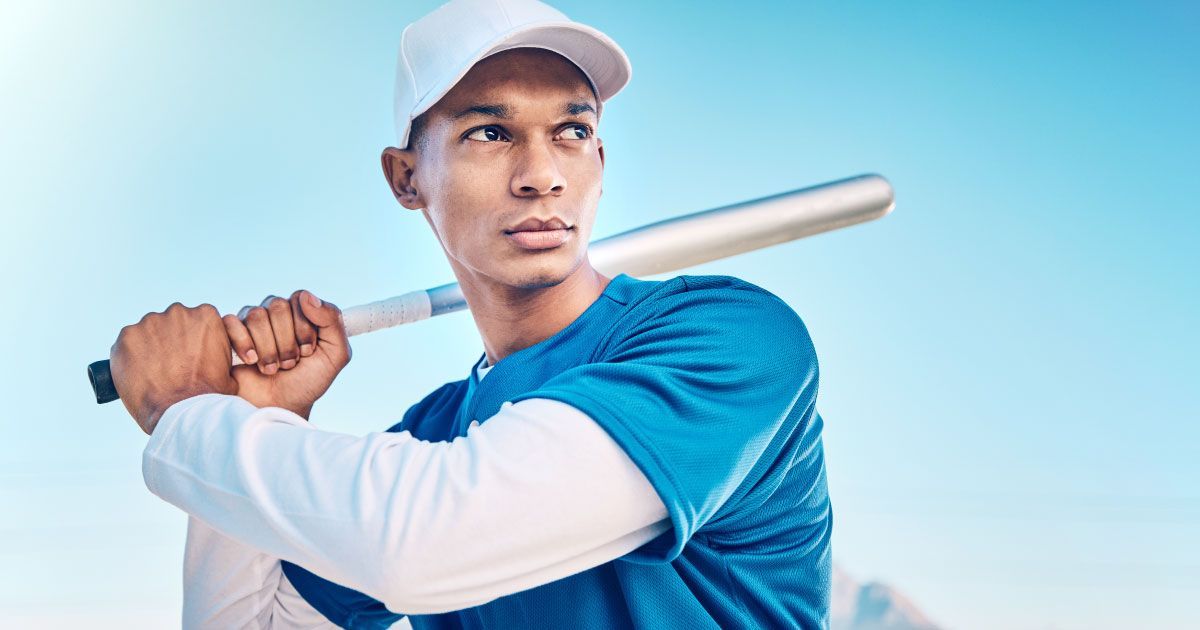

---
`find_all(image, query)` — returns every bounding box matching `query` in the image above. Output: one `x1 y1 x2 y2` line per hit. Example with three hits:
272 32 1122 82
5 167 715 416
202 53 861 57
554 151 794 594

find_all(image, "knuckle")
246 306 268 322
267 297 290 315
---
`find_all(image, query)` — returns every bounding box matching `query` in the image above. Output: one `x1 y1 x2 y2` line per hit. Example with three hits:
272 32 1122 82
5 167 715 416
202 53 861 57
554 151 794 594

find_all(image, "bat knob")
88 360 121 404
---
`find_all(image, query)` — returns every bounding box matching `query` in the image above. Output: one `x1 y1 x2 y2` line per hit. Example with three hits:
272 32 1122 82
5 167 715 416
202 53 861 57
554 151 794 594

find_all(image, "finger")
222 314 259 365
297 290 352 367
241 305 280 375
289 290 318 357
261 295 300 370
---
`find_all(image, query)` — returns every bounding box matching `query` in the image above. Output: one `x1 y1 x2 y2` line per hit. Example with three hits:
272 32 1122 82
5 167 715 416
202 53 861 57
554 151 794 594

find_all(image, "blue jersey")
283 273 832 628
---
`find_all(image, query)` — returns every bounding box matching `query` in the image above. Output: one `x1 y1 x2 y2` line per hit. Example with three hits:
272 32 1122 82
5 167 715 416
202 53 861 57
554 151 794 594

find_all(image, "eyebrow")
451 101 597 120
564 101 596 116
452 104 512 120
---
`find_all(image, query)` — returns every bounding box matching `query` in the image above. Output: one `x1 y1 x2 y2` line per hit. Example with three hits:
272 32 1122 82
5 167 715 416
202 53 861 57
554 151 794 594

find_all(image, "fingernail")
300 344 313 356
246 349 258 364
263 361 277 374
281 358 297 370
306 292 322 308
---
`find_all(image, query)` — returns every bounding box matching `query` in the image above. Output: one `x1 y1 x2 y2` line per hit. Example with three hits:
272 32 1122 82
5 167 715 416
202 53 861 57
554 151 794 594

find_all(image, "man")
110 0 832 627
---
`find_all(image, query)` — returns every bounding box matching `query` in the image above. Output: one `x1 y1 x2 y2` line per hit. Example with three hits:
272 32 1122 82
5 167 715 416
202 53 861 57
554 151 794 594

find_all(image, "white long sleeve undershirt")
151 358 669 628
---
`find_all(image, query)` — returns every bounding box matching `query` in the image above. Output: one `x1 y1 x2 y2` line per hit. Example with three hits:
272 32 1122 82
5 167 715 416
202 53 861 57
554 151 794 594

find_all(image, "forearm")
183 515 280 628
183 515 337 629
144 394 669 615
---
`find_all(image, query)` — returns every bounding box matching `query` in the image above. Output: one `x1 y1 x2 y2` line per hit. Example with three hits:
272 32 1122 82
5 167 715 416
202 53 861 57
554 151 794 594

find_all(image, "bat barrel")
589 173 894 277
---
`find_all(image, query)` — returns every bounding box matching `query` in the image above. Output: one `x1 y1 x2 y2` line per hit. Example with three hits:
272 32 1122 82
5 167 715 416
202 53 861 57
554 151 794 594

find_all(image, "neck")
455 259 611 366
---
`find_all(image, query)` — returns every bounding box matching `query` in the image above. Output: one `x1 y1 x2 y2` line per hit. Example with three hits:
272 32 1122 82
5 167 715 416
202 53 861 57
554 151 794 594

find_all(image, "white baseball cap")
393 0 632 148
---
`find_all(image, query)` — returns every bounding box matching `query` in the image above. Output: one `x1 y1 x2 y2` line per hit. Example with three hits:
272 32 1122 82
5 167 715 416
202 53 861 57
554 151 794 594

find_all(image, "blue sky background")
1 1 1196 627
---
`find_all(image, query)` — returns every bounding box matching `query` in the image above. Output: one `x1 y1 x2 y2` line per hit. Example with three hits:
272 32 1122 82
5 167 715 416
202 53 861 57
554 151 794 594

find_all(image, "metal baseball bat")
87 173 894 404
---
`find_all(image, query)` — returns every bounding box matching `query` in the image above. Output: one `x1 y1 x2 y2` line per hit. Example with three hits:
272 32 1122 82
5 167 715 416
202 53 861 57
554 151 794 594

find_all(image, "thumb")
298 291 350 353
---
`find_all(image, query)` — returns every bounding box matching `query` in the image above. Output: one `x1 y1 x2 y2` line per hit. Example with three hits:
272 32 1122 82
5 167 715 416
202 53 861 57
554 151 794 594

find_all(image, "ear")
380 147 425 210
597 137 605 170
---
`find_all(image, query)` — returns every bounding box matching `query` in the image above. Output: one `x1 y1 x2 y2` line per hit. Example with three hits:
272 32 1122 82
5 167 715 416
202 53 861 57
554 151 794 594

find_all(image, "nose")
511 140 566 198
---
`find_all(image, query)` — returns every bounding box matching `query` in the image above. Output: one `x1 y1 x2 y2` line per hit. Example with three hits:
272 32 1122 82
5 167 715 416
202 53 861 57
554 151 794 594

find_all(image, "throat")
469 264 611 366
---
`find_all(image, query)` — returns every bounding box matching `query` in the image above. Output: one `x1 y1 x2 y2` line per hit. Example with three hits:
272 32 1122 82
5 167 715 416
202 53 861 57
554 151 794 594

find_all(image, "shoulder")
620 273 797 316
623 273 810 343
610 273 817 376
385 378 469 434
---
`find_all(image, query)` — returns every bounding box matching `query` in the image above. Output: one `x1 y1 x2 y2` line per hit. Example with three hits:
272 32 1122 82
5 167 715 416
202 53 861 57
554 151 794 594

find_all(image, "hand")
110 303 238 435
222 290 351 418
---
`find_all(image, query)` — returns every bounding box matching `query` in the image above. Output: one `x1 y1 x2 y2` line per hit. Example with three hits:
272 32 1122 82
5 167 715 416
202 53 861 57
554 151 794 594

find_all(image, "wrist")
235 393 312 421
143 387 221 435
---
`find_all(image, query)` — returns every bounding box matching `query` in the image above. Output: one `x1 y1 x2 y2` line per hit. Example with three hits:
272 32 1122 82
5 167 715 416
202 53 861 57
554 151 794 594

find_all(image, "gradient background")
1 1 1196 628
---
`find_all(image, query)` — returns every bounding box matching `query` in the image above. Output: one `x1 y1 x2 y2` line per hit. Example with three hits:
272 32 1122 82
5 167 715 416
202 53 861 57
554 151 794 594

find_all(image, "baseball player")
110 0 832 627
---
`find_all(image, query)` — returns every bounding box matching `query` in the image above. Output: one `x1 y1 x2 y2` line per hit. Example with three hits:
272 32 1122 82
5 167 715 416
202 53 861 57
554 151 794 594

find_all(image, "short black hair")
406 110 431 151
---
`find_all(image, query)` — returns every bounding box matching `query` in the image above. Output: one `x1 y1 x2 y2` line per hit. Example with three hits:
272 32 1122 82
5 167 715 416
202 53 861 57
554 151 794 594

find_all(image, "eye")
465 126 508 142
556 124 593 141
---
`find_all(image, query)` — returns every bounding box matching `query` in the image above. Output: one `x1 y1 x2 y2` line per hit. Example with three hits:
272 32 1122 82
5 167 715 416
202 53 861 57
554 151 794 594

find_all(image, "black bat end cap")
88 359 120 404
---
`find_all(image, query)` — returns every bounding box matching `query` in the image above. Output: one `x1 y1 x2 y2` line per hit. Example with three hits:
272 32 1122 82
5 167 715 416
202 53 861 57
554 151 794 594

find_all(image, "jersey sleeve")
508 280 820 563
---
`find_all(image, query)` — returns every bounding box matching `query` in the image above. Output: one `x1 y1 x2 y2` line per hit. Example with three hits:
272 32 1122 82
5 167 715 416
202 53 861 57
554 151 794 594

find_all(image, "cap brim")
409 21 632 129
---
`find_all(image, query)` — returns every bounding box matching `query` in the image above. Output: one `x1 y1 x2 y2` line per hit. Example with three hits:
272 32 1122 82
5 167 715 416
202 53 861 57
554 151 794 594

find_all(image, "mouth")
503 214 575 251
504 226 575 250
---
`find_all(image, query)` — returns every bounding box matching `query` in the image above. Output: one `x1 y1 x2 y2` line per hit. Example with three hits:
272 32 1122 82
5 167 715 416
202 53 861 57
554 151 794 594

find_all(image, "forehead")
429 48 597 117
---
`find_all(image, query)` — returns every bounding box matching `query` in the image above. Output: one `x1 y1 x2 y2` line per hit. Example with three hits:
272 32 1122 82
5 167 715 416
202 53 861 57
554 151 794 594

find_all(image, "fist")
222 289 351 418
110 302 238 435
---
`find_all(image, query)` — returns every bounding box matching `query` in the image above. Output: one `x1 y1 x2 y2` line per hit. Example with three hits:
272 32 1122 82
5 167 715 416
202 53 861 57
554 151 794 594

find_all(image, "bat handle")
88 360 120 404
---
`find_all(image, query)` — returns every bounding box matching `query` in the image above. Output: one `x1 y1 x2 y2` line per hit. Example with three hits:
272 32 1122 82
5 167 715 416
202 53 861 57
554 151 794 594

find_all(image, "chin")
510 268 570 290
504 253 583 290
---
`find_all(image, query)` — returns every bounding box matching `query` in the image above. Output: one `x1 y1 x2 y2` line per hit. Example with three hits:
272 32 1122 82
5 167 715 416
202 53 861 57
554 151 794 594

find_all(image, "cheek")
570 159 605 222
424 165 501 260
570 150 604 194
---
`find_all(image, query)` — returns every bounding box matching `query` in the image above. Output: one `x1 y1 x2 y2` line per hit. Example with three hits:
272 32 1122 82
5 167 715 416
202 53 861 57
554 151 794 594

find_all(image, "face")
382 48 605 290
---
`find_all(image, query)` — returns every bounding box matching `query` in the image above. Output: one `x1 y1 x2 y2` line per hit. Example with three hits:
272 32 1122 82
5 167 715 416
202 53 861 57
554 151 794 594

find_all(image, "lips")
505 216 571 233
504 216 575 250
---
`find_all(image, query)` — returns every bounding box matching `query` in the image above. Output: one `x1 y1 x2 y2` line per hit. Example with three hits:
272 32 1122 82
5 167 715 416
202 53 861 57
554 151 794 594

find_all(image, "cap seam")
495 0 514 28
398 23 419 147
